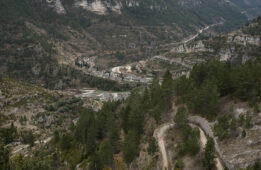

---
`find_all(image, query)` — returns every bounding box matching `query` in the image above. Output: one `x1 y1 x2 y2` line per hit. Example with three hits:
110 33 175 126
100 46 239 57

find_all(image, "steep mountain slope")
229 0 261 19
0 0 253 89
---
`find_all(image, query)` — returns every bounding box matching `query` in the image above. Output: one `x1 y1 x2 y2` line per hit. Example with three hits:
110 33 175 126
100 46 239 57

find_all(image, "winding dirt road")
153 123 174 170
154 116 228 170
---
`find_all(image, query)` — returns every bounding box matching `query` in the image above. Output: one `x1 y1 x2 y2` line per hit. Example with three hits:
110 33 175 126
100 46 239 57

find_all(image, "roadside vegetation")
2 58 261 169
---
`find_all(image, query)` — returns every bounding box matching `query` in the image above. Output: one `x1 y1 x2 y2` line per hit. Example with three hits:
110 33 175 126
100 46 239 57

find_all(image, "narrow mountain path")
153 123 174 170
159 22 223 48
152 23 223 70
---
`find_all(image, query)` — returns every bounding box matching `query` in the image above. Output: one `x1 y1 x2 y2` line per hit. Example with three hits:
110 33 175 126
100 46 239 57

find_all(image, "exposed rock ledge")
171 41 213 53
227 35 261 46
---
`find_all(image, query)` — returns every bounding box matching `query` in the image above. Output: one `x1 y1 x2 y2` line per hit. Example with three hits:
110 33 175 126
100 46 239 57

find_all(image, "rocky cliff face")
171 41 214 53
219 32 261 63
46 0 66 14
169 19 261 65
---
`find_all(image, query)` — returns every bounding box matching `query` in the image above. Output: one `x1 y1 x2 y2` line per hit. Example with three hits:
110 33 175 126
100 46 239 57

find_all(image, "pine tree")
108 122 120 153
123 131 139 164
61 134 71 150
174 107 188 129
147 137 158 155
0 142 10 170
99 140 113 167
202 137 216 170
53 130 60 144
89 152 102 170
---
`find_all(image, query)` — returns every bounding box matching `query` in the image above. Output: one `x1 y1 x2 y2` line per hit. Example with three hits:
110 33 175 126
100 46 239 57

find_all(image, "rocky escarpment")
219 33 260 63
171 41 214 53
46 0 66 14
170 30 261 65
227 34 261 46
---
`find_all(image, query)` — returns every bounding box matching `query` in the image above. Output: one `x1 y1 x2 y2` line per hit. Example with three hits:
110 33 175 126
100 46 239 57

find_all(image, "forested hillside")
1 1 261 169
2 55 261 169
0 0 253 90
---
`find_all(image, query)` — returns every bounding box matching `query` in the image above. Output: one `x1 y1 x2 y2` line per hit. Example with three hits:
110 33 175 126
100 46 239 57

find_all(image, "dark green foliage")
120 71 175 163
230 118 237 130
0 142 10 170
174 107 200 156
175 60 261 120
0 123 17 144
174 107 188 129
69 101 120 168
51 152 60 169
254 104 260 114
108 122 120 153
245 114 252 128
99 140 113 167
174 160 184 170
121 105 131 133
89 152 103 170
241 129 246 138
175 126 200 157
239 114 245 126
202 137 216 170
21 131 34 147
66 101 119 168
183 127 200 156
115 52 125 60
214 115 230 140
147 137 158 155
246 160 261 170
174 75 191 96
187 80 220 120
53 130 60 144
123 130 139 164
148 73 174 122
61 134 71 150
253 161 261 170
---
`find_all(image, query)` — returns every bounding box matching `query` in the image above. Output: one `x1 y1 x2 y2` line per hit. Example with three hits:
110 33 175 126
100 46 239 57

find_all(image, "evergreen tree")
147 137 158 155
123 131 139 164
162 70 173 90
21 131 34 147
245 114 252 128
99 140 113 167
174 75 191 96
188 80 219 120
108 122 120 153
53 130 60 144
89 152 102 170
0 142 10 170
61 134 71 150
202 137 216 170
241 129 246 138
121 105 130 133
174 107 188 129
174 160 184 170
86 125 97 154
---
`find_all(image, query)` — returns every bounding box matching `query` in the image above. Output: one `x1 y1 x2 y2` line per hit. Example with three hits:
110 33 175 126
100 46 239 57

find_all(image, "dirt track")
153 116 227 170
